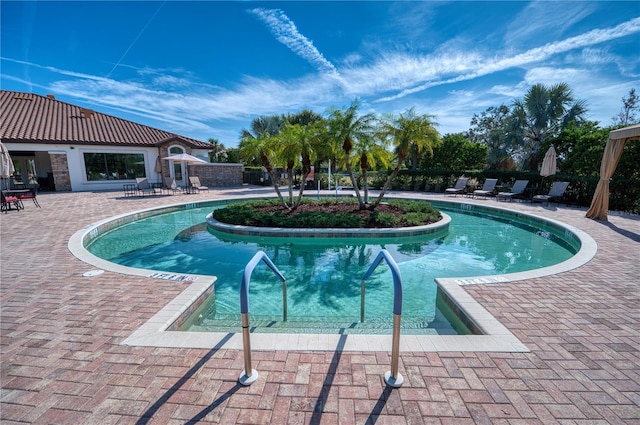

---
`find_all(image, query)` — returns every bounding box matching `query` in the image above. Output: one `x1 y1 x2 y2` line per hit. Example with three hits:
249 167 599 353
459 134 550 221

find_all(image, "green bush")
213 197 441 228
370 212 399 227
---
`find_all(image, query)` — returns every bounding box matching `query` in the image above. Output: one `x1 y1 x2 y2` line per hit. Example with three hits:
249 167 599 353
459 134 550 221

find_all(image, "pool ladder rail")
238 250 404 388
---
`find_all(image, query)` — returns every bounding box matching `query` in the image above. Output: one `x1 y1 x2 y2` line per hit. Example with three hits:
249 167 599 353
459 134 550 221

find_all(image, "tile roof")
0 90 211 149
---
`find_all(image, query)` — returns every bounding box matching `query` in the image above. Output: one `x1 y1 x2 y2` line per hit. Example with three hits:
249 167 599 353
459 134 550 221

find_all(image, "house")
0 90 243 191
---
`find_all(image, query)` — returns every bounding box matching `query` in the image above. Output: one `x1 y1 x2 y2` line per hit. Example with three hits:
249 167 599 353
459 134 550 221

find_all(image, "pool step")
188 315 459 335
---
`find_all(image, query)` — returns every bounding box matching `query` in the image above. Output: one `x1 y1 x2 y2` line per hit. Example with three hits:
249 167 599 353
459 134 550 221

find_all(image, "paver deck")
1 187 639 424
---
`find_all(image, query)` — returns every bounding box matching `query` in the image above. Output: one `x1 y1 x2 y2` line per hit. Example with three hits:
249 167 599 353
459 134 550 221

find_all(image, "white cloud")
248 8 347 89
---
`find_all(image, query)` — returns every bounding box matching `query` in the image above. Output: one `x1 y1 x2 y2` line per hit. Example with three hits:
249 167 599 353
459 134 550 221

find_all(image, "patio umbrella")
154 155 163 183
540 145 557 177
163 153 207 186
0 141 15 190
538 145 557 194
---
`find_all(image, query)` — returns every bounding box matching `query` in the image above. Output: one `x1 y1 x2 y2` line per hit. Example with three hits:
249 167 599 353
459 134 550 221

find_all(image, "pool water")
87 201 577 334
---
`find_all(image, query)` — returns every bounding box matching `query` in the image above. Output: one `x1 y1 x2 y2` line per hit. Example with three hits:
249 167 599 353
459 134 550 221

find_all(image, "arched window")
168 145 186 186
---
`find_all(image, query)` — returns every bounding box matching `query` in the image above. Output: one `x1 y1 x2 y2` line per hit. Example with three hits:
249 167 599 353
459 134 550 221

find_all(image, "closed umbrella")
163 153 207 188
540 145 557 177
0 141 15 190
154 155 163 183
539 145 557 195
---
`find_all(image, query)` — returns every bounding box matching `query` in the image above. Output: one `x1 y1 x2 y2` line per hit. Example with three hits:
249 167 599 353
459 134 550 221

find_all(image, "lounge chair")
444 177 468 196
533 181 569 205
496 180 529 202
189 176 209 192
163 177 183 195
473 178 498 198
135 177 158 196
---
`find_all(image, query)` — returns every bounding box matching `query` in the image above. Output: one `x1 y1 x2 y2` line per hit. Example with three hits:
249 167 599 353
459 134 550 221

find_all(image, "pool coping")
68 197 597 353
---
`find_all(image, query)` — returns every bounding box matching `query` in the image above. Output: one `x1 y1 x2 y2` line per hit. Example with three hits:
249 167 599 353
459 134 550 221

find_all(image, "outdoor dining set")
1 187 40 213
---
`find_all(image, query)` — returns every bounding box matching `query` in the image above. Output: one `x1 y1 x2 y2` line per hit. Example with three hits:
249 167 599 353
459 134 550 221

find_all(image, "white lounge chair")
189 176 209 192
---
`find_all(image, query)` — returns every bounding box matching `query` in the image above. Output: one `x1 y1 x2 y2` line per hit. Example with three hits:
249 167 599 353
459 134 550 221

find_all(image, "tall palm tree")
509 82 587 170
372 108 439 208
326 99 377 209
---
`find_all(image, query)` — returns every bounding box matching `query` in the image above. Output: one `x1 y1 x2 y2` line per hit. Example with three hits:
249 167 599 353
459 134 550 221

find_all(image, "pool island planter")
206 211 451 239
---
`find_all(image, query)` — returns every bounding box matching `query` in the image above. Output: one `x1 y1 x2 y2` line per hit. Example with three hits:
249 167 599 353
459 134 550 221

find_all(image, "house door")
169 146 186 187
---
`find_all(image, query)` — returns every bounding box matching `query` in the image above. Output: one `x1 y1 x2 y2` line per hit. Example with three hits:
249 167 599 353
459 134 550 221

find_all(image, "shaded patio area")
1 187 639 424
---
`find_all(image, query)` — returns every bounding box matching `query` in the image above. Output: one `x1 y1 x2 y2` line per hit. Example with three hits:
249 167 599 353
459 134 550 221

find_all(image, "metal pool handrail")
362 249 404 388
238 251 286 386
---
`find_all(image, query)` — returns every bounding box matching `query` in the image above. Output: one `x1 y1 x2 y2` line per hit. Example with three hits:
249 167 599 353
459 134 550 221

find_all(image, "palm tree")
509 83 587 170
284 121 325 208
239 115 287 207
372 108 439 208
350 133 391 203
284 110 325 207
326 99 377 209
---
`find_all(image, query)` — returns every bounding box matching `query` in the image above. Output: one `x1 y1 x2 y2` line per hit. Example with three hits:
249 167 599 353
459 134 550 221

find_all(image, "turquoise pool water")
86 200 577 334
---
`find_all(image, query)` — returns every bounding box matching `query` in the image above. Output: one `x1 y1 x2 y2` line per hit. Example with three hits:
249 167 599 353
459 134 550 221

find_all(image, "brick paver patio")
1 187 639 424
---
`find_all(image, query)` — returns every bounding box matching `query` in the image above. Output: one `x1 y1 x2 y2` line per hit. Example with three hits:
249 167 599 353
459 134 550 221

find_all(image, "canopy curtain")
585 124 640 221
585 138 628 220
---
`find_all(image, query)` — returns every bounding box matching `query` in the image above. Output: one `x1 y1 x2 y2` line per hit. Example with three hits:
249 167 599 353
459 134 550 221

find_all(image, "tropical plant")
207 138 227 162
326 99 377 209
372 108 439 208
238 115 287 207
508 83 587 170
350 133 391 203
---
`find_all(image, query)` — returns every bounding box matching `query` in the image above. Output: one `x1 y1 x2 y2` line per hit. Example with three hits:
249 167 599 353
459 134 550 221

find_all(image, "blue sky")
2 1 638 149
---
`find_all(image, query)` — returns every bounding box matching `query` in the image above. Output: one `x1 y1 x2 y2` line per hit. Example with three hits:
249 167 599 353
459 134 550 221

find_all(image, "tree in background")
508 83 587 171
549 121 640 180
611 88 639 127
547 121 609 177
207 138 227 162
225 147 241 164
421 133 487 170
467 105 513 169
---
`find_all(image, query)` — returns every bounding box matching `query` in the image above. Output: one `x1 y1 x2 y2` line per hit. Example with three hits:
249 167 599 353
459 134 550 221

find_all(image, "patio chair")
135 178 158 196
496 180 529 202
17 187 40 208
189 176 209 192
444 177 468 196
1 191 22 212
163 177 183 195
533 181 569 205
473 178 498 198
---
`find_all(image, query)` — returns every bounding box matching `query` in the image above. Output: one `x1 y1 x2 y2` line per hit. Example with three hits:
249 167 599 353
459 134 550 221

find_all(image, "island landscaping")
212 198 442 229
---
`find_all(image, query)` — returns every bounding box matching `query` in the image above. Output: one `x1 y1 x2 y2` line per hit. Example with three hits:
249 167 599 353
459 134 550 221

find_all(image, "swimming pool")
84 198 580 335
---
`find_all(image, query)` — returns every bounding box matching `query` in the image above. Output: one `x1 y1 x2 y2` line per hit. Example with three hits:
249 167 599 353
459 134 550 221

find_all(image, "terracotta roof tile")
0 90 211 149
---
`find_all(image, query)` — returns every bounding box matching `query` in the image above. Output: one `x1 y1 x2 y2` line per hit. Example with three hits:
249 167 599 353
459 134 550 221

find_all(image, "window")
84 153 145 181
